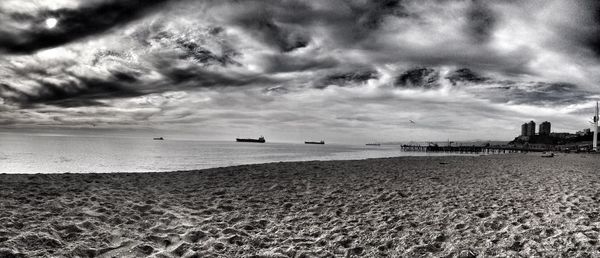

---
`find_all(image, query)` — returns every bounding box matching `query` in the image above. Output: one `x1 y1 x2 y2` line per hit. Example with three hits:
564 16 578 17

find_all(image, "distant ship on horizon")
236 136 266 143
365 143 380 146
153 137 164 140
305 140 325 145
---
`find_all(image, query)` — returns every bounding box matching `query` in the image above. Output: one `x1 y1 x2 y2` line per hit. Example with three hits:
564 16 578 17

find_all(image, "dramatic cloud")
0 0 170 54
395 68 439 89
466 1 496 43
317 70 379 89
1 0 599 142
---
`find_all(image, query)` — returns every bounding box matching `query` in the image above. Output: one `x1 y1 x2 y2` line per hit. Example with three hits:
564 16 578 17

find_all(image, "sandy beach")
1 153 600 257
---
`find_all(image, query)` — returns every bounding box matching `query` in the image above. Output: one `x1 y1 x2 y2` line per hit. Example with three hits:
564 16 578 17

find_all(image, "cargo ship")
236 136 266 143
305 140 325 144
365 143 380 146
153 137 164 140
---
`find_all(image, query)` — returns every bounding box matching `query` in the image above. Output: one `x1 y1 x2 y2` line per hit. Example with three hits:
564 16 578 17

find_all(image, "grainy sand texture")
1 154 600 257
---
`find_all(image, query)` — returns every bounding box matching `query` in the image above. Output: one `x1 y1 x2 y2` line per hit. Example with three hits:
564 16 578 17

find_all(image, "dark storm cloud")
476 82 593 106
466 1 496 43
7 69 276 108
0 55 145 108
579 1 600 58
445 68 594 105
317 70 379 89
0 74 140 108
548 0 600 61
445 68 489 85
217 0 408 51
375 45 536 78
261 54 339 73
1 55 276 108
160 65 276 88
394 68 440 88
0 0 170 54
227 2 311 53
175 38 240 66
129 22 241 67
328 0 409 43
357 0 407 28
389 66 594 106
111 71 139 84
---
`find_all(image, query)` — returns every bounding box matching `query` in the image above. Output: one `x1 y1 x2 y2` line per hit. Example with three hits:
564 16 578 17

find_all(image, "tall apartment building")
521 123 528 136
526 121 536 136
539 121 551 136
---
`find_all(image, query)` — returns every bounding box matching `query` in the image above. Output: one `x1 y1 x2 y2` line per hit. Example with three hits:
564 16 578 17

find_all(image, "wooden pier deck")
400 145 539 154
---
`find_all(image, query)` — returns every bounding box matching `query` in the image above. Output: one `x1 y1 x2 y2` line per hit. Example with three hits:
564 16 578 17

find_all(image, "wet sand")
1 153 600 257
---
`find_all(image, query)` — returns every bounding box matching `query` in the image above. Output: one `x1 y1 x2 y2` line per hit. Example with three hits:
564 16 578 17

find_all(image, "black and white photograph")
1 0 600 257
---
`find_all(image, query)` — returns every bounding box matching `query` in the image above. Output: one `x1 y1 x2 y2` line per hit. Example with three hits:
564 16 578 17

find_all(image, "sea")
0 133 465 173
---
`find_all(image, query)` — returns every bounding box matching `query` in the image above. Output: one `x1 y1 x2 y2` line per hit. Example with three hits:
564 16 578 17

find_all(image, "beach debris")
541 152 555 158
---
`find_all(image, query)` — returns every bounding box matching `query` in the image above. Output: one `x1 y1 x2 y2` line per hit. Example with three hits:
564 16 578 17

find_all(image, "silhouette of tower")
521 123 528 136
526 121 536 136
539 121 551 136
594 101 598 152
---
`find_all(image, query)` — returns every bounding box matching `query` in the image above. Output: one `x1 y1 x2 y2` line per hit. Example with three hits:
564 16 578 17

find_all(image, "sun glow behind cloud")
45 18 58 29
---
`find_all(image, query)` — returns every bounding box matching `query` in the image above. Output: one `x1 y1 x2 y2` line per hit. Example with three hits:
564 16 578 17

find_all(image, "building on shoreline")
539 121 551 136
512 102 598 151
577 129 591 136
512 119 598 151
549 132 571 139
526 121 536 136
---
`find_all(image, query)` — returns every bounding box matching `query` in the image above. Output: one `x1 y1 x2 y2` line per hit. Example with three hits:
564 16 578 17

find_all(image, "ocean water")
0 134 457 173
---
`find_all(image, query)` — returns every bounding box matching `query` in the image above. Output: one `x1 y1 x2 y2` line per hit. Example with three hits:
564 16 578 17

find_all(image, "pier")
400 145 539 154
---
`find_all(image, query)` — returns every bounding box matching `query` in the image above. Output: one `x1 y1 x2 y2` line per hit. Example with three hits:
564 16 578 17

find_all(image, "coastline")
0 152 480 175
1 153 600 257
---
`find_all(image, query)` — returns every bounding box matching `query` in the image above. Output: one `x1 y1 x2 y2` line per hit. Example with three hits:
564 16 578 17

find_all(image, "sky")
0 0 599 143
